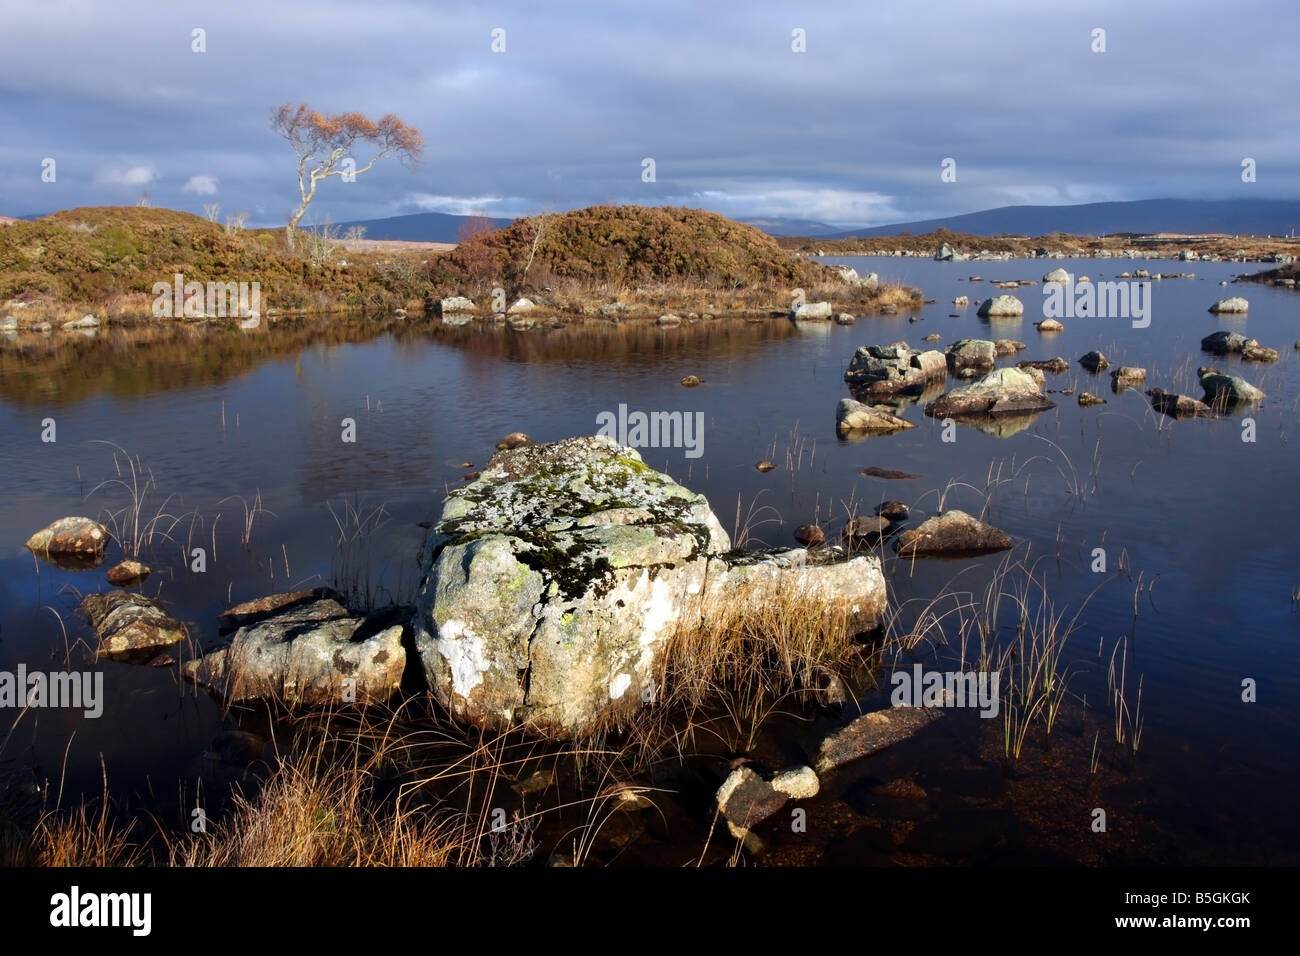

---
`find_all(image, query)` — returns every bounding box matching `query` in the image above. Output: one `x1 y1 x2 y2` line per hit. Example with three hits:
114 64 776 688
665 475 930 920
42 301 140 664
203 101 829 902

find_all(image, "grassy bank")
0 205 920 327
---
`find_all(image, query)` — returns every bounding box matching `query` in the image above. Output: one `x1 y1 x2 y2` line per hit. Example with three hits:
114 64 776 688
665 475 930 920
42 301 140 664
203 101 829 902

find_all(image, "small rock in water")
1208 296 1249 314
1146 388 1215 419
770 766 820 800
106 560 151 587
923 333 941 342
1017 357 1069 374
1200 330 1254 355
1110 366 1147 390
1034 318 1064 332
755 460 776 472
1197 368 1266 406
1077 392 1106 407
976 295 1023 317
793 524 824 547
924 368 1054 418
1078 350 1110 372
843 515 891 541
874 501 910 521
836 398 914 435
680 375 701 387
496 431 534 451
25 516 110 568
1242 345 1279 363
860 466 919 479
716 767 789 844
80 591 187 660
459 461 474 468
815 708 943 773
463 471 481 481
894 510 1013 558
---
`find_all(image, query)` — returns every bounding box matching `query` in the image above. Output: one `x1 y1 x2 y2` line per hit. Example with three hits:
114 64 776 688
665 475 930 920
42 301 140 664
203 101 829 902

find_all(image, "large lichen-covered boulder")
412 436 886 737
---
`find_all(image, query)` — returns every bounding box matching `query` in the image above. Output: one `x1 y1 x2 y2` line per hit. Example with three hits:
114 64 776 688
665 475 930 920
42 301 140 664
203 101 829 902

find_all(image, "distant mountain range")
334 211 513 242
337 199 1300 242
815 199 1300 239
12 198 1299 242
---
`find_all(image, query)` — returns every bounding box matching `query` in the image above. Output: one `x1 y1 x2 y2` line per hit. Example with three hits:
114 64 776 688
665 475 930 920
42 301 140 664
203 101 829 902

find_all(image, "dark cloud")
1 0 1295 226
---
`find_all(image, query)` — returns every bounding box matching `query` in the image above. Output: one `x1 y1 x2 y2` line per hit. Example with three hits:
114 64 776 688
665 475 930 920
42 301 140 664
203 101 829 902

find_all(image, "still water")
1 256 1296 863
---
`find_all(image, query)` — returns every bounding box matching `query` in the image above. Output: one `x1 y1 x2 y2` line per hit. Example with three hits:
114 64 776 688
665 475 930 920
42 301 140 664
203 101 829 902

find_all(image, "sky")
1 0 1296 228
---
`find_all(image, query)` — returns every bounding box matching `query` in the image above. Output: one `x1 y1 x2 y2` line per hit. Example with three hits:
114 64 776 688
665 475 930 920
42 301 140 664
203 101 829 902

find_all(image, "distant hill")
442 204 824 288
820 199 1300 239
335 211 512 242
740 217 843 237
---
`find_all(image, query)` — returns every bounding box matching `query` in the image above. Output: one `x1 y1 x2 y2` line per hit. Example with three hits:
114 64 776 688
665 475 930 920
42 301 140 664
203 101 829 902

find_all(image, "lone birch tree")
272 102 423 249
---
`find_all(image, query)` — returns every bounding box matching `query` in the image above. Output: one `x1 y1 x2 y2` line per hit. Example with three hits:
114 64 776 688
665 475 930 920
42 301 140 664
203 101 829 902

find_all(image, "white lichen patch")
438 619 490 697
609 672 632 700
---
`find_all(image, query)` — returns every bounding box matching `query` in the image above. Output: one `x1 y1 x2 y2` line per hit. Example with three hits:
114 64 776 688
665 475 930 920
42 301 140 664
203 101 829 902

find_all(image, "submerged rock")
894 510 1013 558
81 591 186 660
1077 392 1106 407
836 398 914 435
993 339 1026 355
716 767 791 842
814 707 943 774
924 367 1054 418
25 517 110 568
186 595 405 706
411 436 886 737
